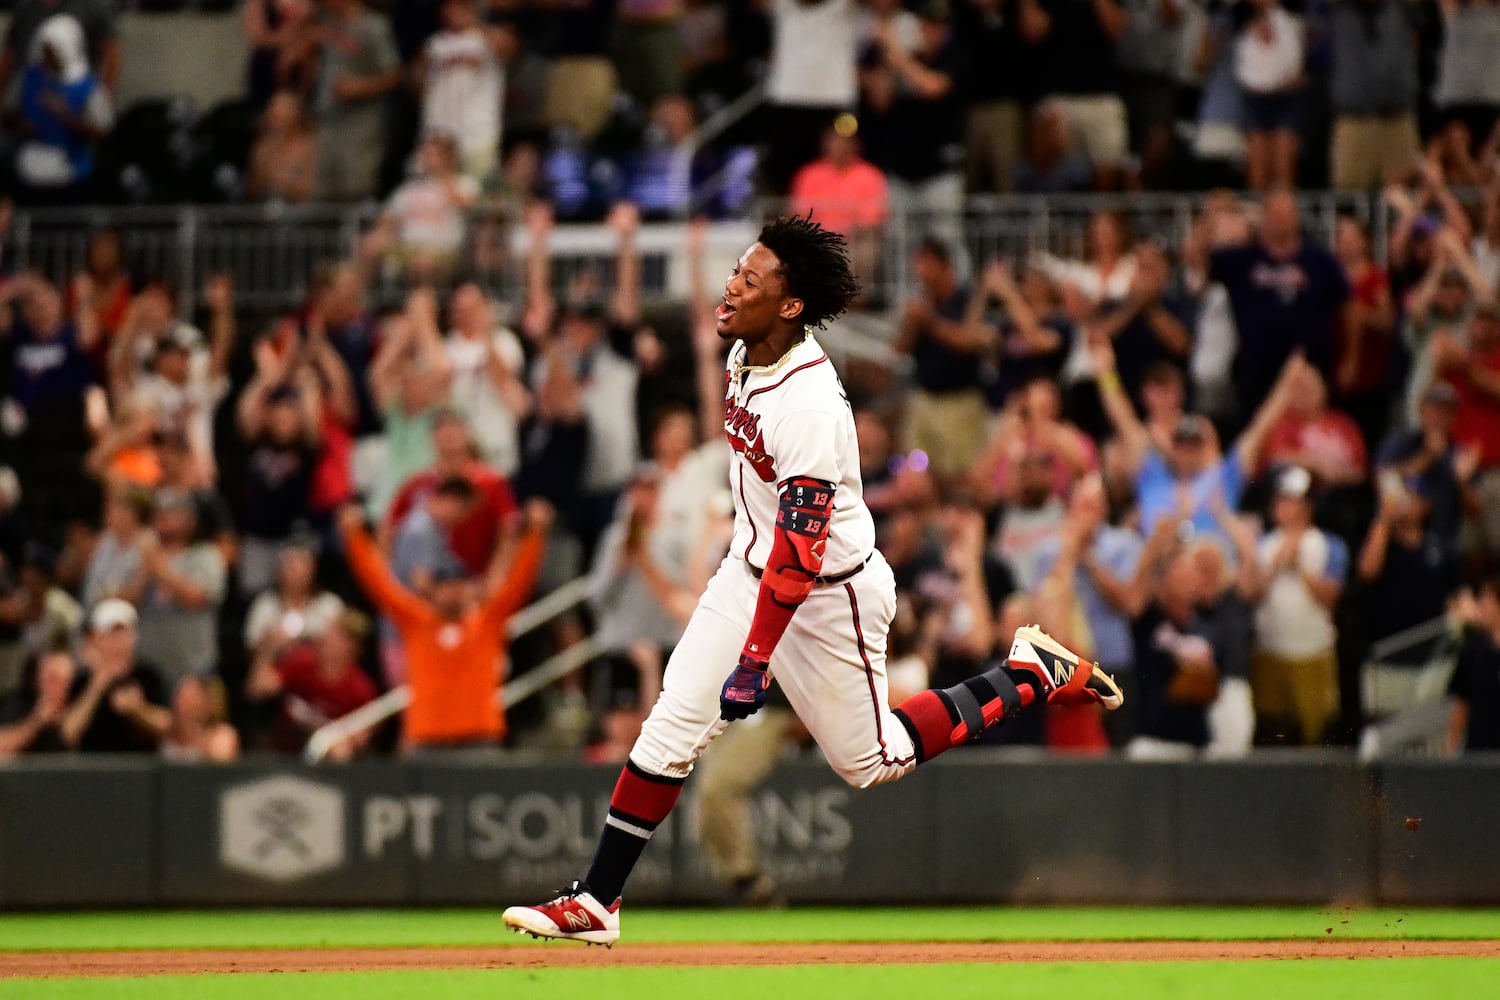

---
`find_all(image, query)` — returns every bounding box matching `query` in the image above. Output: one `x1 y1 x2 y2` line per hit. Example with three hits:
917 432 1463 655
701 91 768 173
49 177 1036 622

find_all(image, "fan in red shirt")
1436 305 1500 471
68 229 133 369
1262 364 1368 489
383 410 519 572
246 608 379 758
1333 217 1396 447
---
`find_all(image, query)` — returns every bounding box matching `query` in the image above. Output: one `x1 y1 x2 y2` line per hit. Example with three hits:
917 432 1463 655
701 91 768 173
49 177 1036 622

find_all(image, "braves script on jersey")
722 333 876 576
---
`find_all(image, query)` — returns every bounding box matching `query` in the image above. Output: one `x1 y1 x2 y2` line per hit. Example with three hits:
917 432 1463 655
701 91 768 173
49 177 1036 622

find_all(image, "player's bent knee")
629 727 697 780
829 755 903 790
629 698 726 780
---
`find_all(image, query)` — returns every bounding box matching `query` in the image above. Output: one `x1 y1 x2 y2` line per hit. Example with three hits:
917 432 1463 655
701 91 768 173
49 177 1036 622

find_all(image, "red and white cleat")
1007 625 1124 711
502 881 621 946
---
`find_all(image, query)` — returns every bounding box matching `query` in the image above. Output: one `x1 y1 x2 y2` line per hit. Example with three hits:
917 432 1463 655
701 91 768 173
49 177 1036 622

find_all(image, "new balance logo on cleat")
502 881 622 946
1040 653 1076 688
1008 625 1125 711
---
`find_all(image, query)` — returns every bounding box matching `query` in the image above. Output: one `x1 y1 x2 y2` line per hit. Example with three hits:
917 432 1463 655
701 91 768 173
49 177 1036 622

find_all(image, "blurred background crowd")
1 0 1499 769
1 0 1500 208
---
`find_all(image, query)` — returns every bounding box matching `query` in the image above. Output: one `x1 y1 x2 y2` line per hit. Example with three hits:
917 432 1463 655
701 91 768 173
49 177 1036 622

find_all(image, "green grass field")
5 908 1499 999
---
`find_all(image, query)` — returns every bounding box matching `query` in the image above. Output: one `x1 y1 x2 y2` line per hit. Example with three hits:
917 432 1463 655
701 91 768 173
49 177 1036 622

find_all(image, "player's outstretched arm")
719 476 835 721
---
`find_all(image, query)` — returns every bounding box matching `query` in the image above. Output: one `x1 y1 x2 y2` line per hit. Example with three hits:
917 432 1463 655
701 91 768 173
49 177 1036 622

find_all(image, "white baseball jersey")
720 332 876 577
626 331 918 791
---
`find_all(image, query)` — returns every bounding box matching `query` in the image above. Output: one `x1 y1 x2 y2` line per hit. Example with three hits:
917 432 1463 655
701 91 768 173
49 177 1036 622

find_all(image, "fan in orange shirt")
338 499 551 749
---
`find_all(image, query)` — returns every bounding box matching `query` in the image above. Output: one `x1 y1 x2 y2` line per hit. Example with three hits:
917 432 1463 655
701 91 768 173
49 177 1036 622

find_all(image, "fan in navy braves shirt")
2 274 96 409
1209 191 1350 418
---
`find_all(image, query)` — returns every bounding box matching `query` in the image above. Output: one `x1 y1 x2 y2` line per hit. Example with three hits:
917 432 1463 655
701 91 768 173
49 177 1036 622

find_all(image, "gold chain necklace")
729 331 808 383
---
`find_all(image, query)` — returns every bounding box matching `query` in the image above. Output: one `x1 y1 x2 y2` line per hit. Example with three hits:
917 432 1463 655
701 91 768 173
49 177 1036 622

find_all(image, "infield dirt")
5 940 1499 978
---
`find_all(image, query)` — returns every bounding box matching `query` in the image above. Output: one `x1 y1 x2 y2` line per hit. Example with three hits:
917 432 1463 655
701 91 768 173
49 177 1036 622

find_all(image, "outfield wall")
1 753 1496 907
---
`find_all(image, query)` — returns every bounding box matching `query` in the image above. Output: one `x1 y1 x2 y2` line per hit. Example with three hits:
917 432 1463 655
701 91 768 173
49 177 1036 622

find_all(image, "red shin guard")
893 683 1036 763
892 690 956 764
609 760 684 826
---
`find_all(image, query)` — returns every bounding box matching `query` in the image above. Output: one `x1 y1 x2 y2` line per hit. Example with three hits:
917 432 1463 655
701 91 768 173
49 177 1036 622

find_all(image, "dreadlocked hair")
756 214 861 329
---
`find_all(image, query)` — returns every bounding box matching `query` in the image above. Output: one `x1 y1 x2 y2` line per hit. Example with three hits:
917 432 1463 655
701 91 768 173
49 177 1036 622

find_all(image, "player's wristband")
1097 370 1121 393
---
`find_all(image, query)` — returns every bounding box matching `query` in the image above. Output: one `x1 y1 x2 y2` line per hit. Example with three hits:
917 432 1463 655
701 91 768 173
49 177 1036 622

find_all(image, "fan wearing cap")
155 430 237 566
1243 465 1349 745
1373 381 1471 548
379 475 477 685
1402 261 1480 426
339 499 551 749
0 0 120 99
1093 338 1305 552
120 488 228 688
1357 468 1460 720
383 410 521 579
56 599 171 753
390 478 476 589
109 279 231 479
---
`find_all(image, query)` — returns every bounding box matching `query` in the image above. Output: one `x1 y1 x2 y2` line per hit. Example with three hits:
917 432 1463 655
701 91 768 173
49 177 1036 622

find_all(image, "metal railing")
1367 615 1455 665
303 574 596 763
1357 614 1462 761
5 188 1439 316
13 186 1495 327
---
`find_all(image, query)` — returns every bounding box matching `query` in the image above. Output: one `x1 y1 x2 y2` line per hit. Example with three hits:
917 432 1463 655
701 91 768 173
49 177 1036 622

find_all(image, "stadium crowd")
3 0 1500 211
1 0 1499 769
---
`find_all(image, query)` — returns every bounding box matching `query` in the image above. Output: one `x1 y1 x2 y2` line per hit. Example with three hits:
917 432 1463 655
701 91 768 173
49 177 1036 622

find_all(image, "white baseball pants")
630 552 918 789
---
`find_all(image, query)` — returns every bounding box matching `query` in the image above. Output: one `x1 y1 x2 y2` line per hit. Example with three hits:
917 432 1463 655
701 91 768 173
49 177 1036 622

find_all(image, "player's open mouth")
716 299 737 321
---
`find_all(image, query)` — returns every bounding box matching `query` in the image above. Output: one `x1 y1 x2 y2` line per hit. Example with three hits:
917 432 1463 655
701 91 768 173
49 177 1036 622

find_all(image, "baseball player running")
503 216 1122 945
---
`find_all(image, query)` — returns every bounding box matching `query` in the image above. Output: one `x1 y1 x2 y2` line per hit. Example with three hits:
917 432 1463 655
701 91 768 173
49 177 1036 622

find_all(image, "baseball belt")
748 552 871 588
